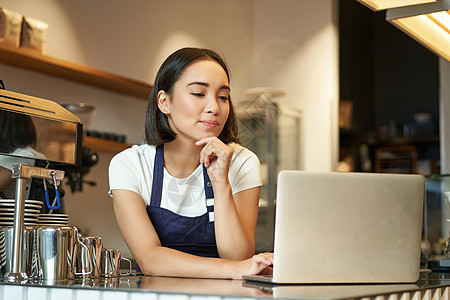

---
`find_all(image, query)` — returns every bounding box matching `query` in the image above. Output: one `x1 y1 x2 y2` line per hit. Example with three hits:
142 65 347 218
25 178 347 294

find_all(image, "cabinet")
374 145 417 173
235 93 302 252
360 136 440 174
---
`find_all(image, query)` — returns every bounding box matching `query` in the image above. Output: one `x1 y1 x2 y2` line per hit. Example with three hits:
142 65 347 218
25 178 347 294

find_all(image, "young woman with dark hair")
109 48 273 279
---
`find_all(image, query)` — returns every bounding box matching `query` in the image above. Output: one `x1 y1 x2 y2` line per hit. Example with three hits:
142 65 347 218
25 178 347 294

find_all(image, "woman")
109 47 273 279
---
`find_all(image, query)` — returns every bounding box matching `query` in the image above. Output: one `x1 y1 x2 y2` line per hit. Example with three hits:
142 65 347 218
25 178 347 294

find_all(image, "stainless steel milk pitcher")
0 226 35 278
75 235 103 278
99 248 132 277
35 226 92 280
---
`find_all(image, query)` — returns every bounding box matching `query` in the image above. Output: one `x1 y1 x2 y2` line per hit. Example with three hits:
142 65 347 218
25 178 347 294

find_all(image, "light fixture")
386 0 450 62
357 0 437 11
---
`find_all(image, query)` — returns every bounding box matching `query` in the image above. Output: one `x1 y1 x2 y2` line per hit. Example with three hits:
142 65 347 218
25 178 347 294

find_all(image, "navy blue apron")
145 145 219 258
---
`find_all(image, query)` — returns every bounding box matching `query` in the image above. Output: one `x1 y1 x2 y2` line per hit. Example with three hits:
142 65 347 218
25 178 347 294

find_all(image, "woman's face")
159 59 231 143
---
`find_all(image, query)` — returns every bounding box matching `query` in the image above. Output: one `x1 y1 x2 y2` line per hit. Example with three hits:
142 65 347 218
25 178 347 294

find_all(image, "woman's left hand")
195 137 233 184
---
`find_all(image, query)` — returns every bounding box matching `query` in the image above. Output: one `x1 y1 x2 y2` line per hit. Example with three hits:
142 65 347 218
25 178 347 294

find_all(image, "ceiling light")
357 0 437 11
386 0 450 62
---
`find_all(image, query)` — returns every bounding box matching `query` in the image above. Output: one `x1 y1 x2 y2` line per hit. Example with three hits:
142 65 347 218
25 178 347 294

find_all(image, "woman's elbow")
139 264 156 276
220 244 255 261
136 257 162 276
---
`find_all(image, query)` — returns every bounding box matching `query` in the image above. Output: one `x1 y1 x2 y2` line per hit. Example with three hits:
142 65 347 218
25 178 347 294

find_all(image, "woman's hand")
195 137 233 185
230 253 274 280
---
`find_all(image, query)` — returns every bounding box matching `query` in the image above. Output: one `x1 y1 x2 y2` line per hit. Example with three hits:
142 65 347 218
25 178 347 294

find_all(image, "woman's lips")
200 120 219 128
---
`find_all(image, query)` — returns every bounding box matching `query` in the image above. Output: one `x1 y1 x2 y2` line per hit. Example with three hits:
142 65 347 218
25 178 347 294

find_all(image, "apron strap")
150 144 164 207
202 165 214 199
203 165 215 222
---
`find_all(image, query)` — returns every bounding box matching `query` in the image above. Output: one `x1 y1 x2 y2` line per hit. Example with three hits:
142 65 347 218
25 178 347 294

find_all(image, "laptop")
244 171 424 284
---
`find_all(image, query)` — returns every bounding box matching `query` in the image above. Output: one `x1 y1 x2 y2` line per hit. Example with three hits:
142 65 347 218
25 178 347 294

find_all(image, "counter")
0 270 449 300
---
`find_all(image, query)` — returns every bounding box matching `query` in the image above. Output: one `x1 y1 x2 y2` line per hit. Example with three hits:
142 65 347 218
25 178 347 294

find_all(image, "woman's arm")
213 185 260 260
112 189 271 279
196 138 260 260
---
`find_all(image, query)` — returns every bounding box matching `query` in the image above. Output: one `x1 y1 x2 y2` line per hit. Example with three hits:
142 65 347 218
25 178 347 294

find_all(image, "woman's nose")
205 97 219 114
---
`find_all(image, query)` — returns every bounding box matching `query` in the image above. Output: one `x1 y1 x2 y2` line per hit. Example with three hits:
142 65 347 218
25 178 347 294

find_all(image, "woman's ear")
157 91 170 115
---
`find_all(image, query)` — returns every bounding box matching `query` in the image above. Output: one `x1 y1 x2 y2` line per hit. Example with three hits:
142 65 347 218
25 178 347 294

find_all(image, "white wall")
0 0 338 257
251 0 339 171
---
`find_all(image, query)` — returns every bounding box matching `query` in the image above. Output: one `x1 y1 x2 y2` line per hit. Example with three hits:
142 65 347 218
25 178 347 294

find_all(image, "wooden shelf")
374 145 417 174
83 136 131 154
367 135 439 147
0 44 152 99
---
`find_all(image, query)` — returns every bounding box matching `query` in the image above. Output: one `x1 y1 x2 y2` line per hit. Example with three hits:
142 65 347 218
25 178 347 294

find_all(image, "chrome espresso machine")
0 86 83 281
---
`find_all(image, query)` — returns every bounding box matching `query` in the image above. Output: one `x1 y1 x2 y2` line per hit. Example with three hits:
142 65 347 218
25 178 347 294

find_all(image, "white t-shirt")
108 143 262 217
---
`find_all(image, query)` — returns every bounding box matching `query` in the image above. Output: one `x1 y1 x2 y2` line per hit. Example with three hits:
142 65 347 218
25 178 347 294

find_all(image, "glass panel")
423 174 450 257
0 110 79 164
236 93 302 252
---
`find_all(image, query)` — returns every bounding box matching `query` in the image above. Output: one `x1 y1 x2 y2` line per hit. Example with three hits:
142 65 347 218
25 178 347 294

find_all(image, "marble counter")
1 270 449 300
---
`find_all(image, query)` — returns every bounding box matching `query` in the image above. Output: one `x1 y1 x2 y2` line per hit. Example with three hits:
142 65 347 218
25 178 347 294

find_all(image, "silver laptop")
244 171 424 284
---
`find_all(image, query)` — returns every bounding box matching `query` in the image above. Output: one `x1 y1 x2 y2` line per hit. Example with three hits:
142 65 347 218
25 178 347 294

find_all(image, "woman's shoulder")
227 143 262 192
228 143 259 163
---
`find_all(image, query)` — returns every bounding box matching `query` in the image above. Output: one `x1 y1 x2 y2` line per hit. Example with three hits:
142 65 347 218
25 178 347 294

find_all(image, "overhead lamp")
386 0 450 62
357 0 437 11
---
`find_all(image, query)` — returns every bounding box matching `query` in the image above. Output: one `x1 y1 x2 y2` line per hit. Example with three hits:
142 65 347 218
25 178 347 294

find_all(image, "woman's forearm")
137 245 273 280
138 245 240 278
212 182 255 260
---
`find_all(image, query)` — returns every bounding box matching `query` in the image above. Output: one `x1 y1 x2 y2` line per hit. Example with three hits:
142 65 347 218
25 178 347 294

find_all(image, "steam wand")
5 164 64 281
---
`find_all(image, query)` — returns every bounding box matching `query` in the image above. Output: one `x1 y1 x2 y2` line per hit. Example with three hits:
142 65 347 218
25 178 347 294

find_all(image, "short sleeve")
108 145 155 205
109 152 139 197
228 145 262 194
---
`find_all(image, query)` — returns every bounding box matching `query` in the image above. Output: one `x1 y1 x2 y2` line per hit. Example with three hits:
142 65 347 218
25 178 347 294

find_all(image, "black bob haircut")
144 47 239 146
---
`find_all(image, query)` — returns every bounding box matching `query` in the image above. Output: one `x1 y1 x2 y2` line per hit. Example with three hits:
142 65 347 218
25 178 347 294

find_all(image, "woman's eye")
218 95 229 101
191 93 205 97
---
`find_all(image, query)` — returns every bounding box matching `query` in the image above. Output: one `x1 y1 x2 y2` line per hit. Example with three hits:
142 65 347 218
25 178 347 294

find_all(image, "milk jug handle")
119 257 132 276
73 234 93 275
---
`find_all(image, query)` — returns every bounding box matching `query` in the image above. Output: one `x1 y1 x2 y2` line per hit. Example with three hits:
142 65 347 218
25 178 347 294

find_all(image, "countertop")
1 270 450 300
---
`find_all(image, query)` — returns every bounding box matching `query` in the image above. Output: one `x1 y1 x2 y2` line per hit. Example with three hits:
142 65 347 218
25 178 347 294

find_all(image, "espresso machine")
0 87 83 280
